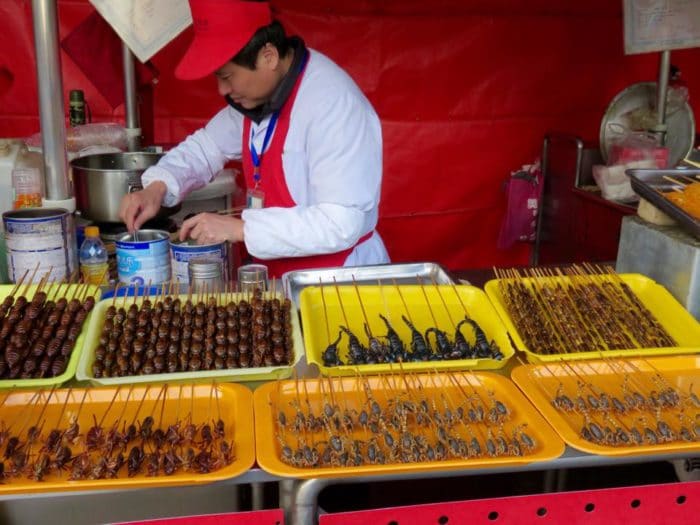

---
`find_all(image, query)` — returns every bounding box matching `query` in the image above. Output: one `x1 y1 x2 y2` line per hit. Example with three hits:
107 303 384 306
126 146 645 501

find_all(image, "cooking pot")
71 152 180 223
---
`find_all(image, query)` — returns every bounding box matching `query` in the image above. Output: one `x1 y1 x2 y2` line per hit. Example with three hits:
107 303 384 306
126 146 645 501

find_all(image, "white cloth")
142 49 389 265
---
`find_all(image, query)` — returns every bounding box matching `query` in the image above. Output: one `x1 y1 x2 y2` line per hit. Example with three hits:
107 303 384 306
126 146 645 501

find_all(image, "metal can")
3 208 77 283
171 240 228 285
116 230 171 285
188 258 224 293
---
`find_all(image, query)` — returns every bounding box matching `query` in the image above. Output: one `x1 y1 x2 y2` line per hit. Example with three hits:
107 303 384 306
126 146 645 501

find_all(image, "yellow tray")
511 356 700 456
254 372 565 478
301 284 514 376
484 273 700 363
0 284 101 389
76 292 303 386
0 383 254 494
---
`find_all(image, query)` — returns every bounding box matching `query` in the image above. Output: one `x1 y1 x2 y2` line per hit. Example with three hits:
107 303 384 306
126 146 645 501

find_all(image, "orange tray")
0 383 255 494
511 356 700 456
485 273 700 363
254 372 564 478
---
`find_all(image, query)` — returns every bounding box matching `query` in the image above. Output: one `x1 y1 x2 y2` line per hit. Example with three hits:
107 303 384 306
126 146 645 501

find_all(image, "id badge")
246 188 265 209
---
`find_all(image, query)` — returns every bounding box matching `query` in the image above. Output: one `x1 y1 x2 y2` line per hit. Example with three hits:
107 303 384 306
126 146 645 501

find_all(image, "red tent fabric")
61 10 158 108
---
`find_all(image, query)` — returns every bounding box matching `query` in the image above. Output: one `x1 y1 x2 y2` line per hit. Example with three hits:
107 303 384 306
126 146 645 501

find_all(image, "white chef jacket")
142 49 389 266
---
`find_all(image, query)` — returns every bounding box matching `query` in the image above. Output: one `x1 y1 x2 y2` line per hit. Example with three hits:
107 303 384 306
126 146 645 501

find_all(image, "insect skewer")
24 387 56 443
557 361 635 434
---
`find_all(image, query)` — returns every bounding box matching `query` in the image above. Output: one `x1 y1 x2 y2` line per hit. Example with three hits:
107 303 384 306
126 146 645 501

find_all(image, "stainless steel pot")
71 152 180 223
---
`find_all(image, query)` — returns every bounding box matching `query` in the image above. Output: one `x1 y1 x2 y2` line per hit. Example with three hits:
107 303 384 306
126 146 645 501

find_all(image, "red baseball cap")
175 0 272 80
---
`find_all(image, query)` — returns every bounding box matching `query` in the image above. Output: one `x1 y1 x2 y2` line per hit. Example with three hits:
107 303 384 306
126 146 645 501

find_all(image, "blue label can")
116 230 171 285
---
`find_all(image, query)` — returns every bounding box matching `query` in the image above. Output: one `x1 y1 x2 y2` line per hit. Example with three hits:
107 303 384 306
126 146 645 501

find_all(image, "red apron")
241 55 372 278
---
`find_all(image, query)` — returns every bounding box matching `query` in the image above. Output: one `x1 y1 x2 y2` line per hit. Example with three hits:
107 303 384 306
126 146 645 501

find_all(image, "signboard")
89 0 193 63
624 0 700 54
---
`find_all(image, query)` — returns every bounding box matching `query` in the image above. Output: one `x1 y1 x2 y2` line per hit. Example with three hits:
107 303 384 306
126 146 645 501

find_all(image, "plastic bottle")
11 145 43 209
0 139 22 214
69 89 87 127
79 226 108 285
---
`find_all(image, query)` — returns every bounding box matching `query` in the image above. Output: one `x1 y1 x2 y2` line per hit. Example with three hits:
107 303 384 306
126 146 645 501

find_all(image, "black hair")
231 20 292 70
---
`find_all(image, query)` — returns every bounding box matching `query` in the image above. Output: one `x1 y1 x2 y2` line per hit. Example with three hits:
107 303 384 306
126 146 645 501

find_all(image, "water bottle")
80 226 108 285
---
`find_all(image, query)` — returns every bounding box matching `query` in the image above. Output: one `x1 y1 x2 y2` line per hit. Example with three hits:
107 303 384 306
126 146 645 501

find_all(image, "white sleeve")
141 106 244 206
242 89 382 259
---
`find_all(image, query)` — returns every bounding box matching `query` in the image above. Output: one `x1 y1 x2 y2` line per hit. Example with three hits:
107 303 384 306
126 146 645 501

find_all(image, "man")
119 0 389 277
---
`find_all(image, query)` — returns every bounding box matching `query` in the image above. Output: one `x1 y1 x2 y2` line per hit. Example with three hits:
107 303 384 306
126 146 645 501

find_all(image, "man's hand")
179 213 244 244
118 181 167 232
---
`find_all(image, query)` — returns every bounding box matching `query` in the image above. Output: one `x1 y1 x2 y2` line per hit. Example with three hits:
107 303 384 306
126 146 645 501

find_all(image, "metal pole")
122 41 141 152
251 482 265 510
654 50 671 145
31 0 71 201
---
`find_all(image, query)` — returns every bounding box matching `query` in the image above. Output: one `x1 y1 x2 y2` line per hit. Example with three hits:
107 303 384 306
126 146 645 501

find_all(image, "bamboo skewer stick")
431 277 457 331
23 262 41 295
331 277 350 328
319 278 333 347
351 275 373 338
392 278 414 324
663 175 687 189
97 386 122 430
416 276 440 329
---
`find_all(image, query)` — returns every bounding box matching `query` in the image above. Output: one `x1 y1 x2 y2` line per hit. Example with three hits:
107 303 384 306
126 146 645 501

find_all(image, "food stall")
0 1 699 524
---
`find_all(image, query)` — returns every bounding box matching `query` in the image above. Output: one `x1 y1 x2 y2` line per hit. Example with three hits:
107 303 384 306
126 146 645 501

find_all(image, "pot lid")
599 82 695 166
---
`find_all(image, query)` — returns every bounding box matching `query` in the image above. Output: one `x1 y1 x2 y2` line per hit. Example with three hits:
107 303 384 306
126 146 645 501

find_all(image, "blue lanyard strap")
249 50 309 185
250 111 280 184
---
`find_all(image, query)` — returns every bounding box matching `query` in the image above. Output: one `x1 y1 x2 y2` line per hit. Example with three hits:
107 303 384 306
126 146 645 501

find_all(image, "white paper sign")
624 0 700 54
89 0 193 63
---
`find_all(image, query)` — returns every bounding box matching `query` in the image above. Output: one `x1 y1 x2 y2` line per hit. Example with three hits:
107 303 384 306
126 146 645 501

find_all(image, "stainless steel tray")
281 262 454 305
627 168 700 239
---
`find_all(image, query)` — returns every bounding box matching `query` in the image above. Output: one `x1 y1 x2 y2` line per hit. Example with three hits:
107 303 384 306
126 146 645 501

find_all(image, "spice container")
238 263 268 293
172 240 228 285
189 258 224 292
69 89 87 127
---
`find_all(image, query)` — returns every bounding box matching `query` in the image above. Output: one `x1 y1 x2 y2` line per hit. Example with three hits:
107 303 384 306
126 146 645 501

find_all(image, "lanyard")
248 50 310 187
249 111 280 185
